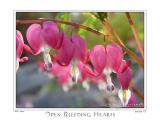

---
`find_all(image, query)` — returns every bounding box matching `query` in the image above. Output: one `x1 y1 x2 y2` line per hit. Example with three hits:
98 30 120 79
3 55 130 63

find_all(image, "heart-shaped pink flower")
16 30 28 71
77 62 95 81
51 63 72 86
53 35 74 66
106 44 123 72
25 21 64 71
89 45 107 74
117 60 132 90
26 21 63 55
71 35 87 62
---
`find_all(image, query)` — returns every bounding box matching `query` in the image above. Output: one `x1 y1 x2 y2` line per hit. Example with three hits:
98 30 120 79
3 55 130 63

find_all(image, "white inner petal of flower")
103 67 115 92
71 61 80 83
98 81 107 91
41 46 52 71
118 88 131 107
82 80 90 91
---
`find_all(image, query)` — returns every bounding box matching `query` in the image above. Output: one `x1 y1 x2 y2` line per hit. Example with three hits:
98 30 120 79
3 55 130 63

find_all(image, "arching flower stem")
16 19 143 69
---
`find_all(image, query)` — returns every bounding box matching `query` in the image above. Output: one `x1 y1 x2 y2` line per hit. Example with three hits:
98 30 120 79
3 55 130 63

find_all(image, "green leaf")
55 13 71 32
78 13 104 48
78 14 101 37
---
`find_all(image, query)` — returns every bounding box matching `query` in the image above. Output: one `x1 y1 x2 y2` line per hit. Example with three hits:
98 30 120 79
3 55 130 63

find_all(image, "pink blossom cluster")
16 21 137 107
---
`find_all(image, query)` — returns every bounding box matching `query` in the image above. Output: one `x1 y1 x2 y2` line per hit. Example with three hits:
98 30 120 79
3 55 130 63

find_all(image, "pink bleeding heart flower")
77 62 93 91
83 44 115 92
16 30 23 59
118 60 131 73
89 45 107 74
26 23 42 54
89 73 106 85
16 30 28 71
54 35 87 83
54 35 87 65
25 21 63 71
41 21 64 49
117 60 132 90
106 44 123 72
26 21 63 54
53 35 74 66
71 35 87 62
117 60 133 107
38 61 73 92
105 44 131 92
51 63 73 92
105 43 131 74
89 44 117 92
77 62 107 91
77 62 94 90
51 64 71 82
77 62 95 80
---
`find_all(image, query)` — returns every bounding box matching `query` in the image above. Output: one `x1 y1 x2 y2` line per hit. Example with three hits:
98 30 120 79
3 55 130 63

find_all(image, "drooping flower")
41 21 64 49
117 61 132 90
51 63 73 92
106 44 123 72
53 35 87 83
26 21 63 54
77 62 94 81
25 21 64 71
77 62 107 91
88 45 116 92
53 35 74 66
38 61 73 92
89 45 107 74
16 30 28 71
117 60 133 107
88 44 133 93
105 44 131 92
54 35 87 64
71 35 87 62
106 44 133 106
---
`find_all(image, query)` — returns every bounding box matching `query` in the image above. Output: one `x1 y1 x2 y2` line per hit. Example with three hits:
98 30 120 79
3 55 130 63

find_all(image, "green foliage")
109 13 132 43
78 13 105 48
130 12 144 42
55 13 71 34
107 13 144 51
